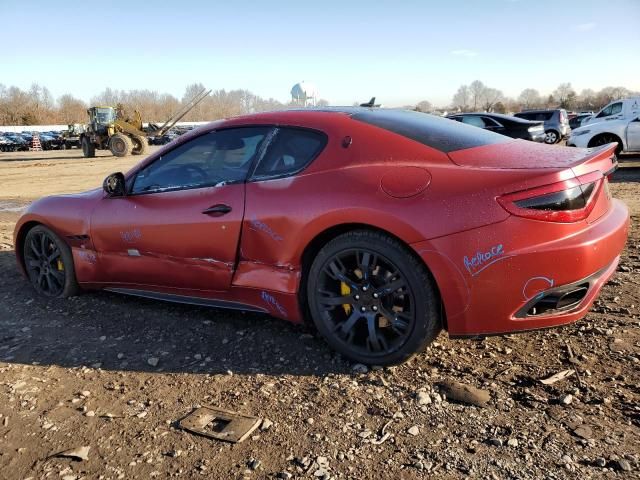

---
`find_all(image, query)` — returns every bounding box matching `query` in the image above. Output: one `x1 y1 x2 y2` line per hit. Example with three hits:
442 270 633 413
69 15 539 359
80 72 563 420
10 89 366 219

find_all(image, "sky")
1 0 639 107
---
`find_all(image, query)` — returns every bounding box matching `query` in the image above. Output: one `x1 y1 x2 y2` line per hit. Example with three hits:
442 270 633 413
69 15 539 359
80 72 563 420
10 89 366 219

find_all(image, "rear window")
351 109 508 153
515 111 553 121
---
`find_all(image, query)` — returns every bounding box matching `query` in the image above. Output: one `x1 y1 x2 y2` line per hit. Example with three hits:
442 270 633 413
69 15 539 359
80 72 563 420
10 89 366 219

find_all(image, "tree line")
0 80 637 126
450 81 639 113
0 82 318 126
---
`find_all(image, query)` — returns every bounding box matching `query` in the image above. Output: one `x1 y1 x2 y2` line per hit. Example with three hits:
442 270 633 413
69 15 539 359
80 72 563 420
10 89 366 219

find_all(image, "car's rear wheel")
544 130 559 144
23 225 79 298
307 230 441 365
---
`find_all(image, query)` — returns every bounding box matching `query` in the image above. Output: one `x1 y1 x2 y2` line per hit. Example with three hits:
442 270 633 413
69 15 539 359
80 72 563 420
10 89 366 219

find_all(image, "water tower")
291 81 318 106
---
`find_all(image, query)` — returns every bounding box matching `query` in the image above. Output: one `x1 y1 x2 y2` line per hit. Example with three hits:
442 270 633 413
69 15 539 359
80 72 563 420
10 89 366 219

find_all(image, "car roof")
225 107 509 153
448 112 538 125
516 109 562 113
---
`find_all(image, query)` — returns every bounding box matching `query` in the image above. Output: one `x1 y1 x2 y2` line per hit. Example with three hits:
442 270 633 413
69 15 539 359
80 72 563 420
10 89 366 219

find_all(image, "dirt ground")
0 148 638 480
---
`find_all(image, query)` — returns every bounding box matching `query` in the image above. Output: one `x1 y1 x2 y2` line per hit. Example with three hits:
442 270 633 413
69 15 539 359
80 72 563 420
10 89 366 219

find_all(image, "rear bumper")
530 132 546 143
412 199 629 337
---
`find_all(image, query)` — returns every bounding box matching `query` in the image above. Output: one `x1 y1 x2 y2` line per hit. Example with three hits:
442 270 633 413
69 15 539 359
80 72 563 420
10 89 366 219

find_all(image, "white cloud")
573 22 596 31
451 49 478 57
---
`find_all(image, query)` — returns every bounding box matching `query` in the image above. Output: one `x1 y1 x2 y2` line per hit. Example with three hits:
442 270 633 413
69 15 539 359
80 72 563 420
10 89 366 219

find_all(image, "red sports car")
14 109 629 365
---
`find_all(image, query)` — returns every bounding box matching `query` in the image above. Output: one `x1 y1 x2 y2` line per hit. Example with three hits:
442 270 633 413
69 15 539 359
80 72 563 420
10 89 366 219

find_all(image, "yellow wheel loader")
79 88 211 158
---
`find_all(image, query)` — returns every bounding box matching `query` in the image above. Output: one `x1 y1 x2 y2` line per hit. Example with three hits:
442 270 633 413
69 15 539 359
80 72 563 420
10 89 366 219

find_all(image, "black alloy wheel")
23 225 78 298
307 230 441 365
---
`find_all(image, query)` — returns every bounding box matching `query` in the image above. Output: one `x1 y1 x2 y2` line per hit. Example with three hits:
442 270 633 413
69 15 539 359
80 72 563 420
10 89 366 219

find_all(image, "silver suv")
514 109 570 144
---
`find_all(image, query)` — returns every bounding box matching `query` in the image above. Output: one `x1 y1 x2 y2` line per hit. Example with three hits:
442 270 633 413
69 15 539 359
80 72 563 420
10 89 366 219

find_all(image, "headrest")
216 137 245 150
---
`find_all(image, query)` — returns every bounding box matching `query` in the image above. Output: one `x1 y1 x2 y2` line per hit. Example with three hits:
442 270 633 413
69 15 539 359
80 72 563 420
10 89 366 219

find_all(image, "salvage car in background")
446 113 545 142
62 124 86 149
567 115 640 154
582 97 640 126
514 109 570 144
0 136 17 152
569 113 593 130
0 134 29 152
13 108 629 365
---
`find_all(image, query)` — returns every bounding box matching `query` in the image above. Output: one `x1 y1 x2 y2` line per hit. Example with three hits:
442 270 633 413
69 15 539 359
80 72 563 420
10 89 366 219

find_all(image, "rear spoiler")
570 143 618 179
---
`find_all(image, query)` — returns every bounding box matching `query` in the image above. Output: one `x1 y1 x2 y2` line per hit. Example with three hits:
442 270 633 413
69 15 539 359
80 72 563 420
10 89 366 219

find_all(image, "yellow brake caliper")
57 260 64 271
340 282 351 314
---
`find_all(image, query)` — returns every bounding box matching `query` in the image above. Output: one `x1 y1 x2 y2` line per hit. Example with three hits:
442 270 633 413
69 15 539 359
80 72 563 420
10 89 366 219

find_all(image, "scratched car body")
14 108 630 365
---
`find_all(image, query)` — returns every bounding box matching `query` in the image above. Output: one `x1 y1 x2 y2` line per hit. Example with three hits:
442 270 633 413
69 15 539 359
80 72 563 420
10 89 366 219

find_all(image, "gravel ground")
0 150 638 479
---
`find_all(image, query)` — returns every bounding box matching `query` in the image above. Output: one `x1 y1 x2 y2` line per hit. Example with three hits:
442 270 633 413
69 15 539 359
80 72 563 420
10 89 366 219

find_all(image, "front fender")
13 190 102 275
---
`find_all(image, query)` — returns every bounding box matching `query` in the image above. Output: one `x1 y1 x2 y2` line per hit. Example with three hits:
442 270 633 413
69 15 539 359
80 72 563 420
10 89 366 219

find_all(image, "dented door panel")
90 185 244 291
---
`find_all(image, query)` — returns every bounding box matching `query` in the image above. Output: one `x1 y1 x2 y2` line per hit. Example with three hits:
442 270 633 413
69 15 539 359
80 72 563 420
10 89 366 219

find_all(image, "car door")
90 126 272 292
627 117 640 151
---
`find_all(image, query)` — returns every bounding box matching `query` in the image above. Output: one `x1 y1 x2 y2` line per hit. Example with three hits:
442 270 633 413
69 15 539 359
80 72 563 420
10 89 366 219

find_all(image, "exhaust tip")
520 283 590 317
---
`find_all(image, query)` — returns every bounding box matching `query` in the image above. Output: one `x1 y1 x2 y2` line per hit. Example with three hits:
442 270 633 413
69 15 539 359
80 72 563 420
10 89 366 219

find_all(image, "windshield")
95 107 115 124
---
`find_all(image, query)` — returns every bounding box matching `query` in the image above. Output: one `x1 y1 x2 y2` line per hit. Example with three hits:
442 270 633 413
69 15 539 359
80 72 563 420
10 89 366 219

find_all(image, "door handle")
202 204 232 215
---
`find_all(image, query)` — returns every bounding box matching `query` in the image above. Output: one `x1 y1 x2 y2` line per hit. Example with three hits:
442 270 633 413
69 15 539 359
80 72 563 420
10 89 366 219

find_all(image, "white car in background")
582 97 640 126
567 115 640 154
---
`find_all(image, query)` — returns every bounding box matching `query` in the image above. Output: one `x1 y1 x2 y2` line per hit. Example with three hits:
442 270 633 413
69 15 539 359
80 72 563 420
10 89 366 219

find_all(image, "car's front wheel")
307 230 441 365
23 225 79 298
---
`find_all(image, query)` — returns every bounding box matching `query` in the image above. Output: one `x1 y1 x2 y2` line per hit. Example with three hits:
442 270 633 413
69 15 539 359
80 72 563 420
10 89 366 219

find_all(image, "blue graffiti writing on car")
463 244 505 276
77 249 97 264
120 228 142 243
250 219 283 242
261 291 287 316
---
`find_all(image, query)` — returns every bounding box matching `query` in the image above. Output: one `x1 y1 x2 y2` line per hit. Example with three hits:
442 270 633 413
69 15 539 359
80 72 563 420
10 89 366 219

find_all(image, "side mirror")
103 172 126 197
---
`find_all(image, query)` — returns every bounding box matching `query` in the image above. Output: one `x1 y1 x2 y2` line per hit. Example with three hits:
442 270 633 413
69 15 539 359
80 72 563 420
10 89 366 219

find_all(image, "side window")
461 116 486 128
610 102 623 115
596 103 621 118
251 128 326 180
131 127 270 194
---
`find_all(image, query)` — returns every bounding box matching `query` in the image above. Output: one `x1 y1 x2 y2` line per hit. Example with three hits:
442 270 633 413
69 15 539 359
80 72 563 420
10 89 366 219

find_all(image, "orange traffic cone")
29 132 42 151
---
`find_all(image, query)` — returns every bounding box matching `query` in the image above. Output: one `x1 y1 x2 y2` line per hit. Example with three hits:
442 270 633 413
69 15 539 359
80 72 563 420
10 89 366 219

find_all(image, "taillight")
498 172 602 222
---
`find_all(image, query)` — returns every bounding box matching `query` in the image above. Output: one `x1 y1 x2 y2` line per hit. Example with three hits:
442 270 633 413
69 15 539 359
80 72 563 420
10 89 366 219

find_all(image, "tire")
23 225 79 298
131 134 148 155
544 130 559 144
588 133 623 155
82 137 96 158
306 230 441 365
109 133 133 157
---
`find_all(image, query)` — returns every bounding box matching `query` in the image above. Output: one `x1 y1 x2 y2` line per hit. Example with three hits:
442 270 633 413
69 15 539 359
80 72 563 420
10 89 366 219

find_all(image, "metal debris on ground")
179 407 261 443
540 369 575 385
55 446 90 461
370 420 392 445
